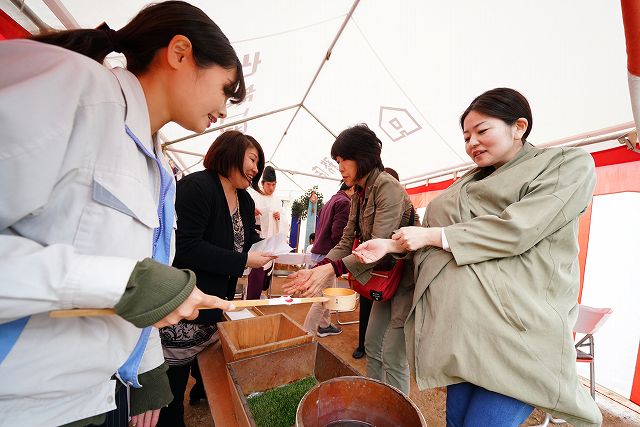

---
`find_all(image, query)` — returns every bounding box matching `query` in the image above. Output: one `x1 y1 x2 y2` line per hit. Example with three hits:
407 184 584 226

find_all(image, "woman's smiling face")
228 146 259 190
463 110 527 168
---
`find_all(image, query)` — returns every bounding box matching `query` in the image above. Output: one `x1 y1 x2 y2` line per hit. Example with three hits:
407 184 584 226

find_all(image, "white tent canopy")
3 0 633 200
4 0 640 409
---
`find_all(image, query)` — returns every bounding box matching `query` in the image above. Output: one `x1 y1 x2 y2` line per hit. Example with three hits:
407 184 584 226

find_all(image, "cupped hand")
246 251 278 269
392 226 439 251
153 287 236 328
352 239 393 264
129 408 160 427
283 264 334 297
282 269 312 295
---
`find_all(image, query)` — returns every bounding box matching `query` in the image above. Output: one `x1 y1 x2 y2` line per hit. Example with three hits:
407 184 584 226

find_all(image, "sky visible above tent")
2 0 633 201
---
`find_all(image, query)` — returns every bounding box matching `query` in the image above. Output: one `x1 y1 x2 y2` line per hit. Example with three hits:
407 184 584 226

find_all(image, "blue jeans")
446 382 533 427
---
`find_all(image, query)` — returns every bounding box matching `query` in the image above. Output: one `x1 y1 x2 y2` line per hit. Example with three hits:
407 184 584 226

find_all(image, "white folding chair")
574 304 613 399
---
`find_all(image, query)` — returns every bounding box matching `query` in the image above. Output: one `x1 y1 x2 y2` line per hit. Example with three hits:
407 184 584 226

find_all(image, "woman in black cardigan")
158 131 276 427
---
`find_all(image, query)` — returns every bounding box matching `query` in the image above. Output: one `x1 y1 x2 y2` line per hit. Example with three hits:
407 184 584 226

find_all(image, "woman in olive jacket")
284 124 417 394
354 88 601 427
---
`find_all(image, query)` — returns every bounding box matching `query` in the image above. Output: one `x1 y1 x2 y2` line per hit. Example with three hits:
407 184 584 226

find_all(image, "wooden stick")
231 296 328 308
49 308 117 318
49 297 329 318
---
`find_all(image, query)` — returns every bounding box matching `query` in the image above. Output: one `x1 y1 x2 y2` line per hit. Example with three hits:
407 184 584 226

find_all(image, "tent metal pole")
537 121 635 148
300 105 337 138
269 0 360 163
164 147 204 157
268 106 303 163
9 0 51 32
299 0 361 105
182 158 204 173
167 151 188 171
402 124 637 187
270 162 306 191
271 167 341 182
42 0 79 29
162 104 300 146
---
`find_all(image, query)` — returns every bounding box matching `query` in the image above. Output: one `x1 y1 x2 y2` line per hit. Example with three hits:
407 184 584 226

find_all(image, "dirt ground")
184 277 640 427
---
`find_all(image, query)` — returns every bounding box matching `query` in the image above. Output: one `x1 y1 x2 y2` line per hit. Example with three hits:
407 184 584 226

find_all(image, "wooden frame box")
217 313 312 363
227 342 360 427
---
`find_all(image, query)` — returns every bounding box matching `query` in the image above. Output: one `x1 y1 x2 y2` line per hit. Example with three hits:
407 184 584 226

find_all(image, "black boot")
352 347 365 359
188 360 206 405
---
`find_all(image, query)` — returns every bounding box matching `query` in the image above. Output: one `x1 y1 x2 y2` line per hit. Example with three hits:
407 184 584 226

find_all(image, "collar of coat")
355 168 384 199
490 141 535 175
465 141 537 181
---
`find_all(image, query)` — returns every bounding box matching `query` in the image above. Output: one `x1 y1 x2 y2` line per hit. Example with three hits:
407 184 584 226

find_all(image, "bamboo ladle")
49 296 329 319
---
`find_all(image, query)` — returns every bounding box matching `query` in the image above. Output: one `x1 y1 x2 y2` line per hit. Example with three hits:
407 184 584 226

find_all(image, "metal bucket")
296 376 427 427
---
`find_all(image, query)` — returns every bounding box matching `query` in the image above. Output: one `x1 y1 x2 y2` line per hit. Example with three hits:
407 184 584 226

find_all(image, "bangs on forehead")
226 62 246 104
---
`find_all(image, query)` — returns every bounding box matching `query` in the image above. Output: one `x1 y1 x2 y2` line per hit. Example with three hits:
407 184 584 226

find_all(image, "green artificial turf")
247 376 319 427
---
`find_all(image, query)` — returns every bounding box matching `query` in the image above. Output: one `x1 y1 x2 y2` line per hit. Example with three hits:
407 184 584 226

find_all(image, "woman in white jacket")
0 2 242 426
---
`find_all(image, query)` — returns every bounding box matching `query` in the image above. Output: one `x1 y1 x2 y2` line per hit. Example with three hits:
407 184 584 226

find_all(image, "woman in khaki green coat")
353 88 601 427
284 124 416 394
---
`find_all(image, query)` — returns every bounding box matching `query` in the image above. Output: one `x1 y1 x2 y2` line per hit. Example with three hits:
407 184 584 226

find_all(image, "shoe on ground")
189 388 206 406
316 324 342 337
352 347 365 359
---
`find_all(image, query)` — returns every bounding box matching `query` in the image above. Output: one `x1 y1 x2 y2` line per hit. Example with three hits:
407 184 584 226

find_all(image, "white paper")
249 232 292 256
226 308 256 320
275 252 324 266
266 296 305 305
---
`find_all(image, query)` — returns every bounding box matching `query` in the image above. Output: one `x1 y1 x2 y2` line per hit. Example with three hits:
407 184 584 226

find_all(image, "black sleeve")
174 176 247 277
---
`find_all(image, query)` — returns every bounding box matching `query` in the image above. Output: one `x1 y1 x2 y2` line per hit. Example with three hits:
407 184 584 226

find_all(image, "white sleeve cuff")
441 228 451 252
65 254 138 309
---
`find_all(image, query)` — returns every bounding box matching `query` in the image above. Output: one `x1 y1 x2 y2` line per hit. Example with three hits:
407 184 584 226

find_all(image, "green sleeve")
115 258 196 327
129 362 173 416
446 149 596 265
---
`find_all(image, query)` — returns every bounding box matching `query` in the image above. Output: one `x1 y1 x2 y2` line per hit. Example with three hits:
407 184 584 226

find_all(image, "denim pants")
446 382 533 427
365 299 410 394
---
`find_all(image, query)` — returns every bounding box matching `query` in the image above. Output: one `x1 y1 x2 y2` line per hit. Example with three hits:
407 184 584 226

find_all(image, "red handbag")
347 199 414 301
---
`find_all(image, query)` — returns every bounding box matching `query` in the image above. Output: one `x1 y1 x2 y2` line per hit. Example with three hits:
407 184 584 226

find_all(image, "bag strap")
354 194 362 239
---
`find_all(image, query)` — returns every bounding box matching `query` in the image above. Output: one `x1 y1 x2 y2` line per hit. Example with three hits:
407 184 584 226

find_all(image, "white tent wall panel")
269 107 344 197
351 0 631 147
581 192 640 399
304 21 465 179
45 1 351 37
220 17 346 121
13 0 634 199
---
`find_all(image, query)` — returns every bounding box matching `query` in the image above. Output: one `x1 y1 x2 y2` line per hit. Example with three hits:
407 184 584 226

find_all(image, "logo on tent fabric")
312 157 340 178
378 106 422 142
217 51 262 134
242 52 262 77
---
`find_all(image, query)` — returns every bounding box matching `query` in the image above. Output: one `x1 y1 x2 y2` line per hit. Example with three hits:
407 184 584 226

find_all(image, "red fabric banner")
406 146 640 198
0 10 30 40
